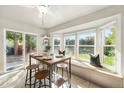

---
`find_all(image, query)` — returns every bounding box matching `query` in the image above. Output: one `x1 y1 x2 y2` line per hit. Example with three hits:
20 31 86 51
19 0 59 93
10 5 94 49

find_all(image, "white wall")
0 18 46 74
0 27 5 74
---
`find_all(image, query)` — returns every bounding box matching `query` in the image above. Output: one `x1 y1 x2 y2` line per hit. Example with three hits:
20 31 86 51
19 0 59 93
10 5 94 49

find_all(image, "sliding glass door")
5 30 37 71
6 31 24 71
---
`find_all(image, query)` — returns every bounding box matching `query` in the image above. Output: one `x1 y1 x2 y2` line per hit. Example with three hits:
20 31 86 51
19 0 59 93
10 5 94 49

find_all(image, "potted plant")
44 45 51 52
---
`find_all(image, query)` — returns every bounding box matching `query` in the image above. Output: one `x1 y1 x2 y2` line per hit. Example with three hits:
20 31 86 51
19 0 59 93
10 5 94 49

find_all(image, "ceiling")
0 5 109 29
51 15 117 34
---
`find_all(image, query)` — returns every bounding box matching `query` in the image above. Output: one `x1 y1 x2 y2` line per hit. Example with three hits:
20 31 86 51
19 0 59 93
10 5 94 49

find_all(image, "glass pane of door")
6 31 24 71
25 34 37 65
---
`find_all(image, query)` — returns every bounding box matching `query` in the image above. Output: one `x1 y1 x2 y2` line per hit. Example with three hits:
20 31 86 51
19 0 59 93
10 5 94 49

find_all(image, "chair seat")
26 64 39 70
57 63 68 68
35 70 49 80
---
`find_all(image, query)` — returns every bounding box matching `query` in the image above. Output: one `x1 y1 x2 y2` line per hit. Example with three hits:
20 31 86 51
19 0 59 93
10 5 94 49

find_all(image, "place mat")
42 57 52 60
56 55 63 58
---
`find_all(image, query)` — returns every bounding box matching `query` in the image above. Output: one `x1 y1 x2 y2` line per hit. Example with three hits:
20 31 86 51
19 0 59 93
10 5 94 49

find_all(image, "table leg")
69 58 71 88
49 65 53 88
29 55 32 88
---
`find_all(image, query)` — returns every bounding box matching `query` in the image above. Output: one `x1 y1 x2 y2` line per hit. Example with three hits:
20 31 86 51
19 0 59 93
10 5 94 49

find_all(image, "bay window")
50 20 119 73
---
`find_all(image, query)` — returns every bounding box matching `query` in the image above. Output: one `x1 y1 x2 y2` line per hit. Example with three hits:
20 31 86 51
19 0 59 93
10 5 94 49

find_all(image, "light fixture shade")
37 5 48 14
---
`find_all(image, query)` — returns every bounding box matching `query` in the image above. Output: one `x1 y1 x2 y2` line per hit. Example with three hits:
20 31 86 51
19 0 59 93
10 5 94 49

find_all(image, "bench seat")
70 60 123 88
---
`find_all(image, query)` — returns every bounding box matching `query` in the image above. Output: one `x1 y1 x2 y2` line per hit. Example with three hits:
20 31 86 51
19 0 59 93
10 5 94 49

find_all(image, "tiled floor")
0 69 101 88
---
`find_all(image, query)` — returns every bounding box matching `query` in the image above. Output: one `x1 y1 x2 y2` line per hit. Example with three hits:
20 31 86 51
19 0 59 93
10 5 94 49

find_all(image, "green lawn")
104 55 115 66
79 54 114 66
79 54 90 59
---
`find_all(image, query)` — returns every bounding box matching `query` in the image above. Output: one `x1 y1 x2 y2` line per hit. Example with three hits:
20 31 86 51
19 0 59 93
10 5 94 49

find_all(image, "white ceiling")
0 5 109 29
51 15 117 34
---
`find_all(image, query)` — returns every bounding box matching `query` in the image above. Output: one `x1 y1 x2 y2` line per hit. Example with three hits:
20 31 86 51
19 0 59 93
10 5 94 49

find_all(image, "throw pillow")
58 50 65 56
90 54 103 68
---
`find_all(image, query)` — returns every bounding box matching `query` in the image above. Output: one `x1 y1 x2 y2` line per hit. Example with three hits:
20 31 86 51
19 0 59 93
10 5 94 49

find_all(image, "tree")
79 36 94 45
105 27 116 45
6 31 22 55
6 31 14 41
26 35 36 53
104 27 116 56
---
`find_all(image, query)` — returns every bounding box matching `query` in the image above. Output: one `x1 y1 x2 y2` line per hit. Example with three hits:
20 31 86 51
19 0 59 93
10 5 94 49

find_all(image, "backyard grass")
104 55 115 66
79 54 90 59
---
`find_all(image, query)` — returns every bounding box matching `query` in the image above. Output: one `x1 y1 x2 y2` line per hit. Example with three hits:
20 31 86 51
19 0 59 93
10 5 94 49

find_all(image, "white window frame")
100 22 116 71
64 33 76 59
77 29 96 62
52 36 61 54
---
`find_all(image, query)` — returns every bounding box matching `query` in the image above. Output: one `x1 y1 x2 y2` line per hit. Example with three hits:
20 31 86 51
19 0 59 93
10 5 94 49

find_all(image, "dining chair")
25 64 39 87
34 70 50 88
56 50 69 80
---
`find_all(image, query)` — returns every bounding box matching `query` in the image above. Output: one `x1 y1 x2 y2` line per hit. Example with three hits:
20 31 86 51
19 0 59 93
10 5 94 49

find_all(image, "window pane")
25 34 37 64
79 46 94 59
54 38 60 45
65 46 75 58
65 35 75 45
104 26 116 45
6 31 23 70
79 32 95 45
54 46 60 55
104 47 115 66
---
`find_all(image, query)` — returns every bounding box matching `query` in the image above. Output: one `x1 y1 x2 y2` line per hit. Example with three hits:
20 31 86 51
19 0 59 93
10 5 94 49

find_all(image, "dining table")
28 53 71 88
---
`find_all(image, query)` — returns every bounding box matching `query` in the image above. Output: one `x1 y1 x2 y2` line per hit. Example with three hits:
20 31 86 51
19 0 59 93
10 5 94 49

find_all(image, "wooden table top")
30 53 71 65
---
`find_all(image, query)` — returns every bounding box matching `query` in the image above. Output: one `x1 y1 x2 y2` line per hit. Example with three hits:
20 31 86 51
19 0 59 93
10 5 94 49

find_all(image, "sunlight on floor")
0 69 101 88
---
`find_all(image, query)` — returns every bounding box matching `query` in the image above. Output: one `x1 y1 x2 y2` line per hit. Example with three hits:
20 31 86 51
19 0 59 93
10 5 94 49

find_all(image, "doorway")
5 30 37 71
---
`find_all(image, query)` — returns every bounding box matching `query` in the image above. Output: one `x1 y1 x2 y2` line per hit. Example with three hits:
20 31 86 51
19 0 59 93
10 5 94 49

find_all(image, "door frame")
4 28 38 72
